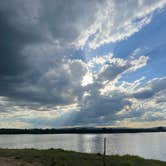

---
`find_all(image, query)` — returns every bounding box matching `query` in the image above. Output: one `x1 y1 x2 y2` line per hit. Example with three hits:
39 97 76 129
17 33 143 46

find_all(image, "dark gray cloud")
64 92 131 126
0 0 95 107
133 78 166 99
98 63 130 81
41 0 99 44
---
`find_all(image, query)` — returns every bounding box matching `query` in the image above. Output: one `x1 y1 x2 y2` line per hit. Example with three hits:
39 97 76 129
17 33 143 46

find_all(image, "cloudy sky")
0 0 166 128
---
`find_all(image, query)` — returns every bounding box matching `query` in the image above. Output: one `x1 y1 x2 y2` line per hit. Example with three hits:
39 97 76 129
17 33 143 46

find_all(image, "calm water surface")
0 132 165 161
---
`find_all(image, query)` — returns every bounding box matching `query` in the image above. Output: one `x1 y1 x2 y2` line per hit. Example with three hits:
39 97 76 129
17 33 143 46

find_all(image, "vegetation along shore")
0 149 165 166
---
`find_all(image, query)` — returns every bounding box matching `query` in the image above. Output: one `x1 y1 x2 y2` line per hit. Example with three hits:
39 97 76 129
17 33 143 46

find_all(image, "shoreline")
0 148 165 166
0 127 165 134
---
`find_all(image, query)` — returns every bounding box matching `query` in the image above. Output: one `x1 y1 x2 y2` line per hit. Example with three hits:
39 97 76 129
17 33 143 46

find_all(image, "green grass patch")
0 148 165 166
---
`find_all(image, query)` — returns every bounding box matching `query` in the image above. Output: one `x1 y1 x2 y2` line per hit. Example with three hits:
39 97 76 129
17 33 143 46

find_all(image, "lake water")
0 132 165 161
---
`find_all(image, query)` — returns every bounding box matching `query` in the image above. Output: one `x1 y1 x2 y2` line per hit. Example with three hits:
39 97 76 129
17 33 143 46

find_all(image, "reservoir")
0 132 165 161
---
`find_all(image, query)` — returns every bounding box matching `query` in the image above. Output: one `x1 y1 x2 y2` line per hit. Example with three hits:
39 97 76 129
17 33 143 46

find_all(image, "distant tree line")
0 127 165 134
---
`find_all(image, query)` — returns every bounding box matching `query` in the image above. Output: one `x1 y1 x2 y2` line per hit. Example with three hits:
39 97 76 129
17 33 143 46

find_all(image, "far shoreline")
0 126 165 134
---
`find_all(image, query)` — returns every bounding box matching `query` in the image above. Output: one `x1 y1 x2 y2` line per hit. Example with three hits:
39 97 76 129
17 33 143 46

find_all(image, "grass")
0 148 165 166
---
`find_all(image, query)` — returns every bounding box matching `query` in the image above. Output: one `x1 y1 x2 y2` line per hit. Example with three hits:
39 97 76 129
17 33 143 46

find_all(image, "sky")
0 0 166 128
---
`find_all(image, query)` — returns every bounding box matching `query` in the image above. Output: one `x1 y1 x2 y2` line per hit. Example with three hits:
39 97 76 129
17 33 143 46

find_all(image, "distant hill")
0 126 165 134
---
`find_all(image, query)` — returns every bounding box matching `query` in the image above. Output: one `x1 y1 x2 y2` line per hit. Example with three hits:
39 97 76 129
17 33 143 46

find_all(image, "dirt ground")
0 158 23 166
0 157 40 166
